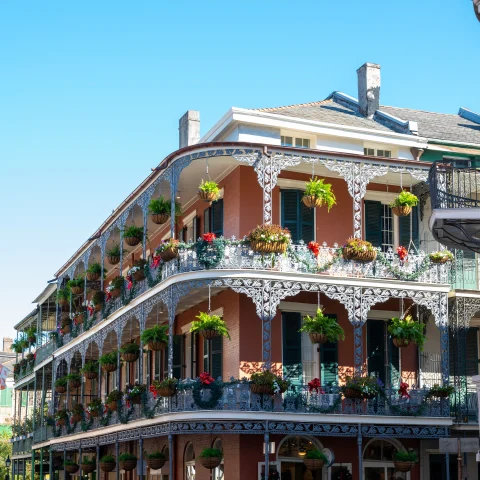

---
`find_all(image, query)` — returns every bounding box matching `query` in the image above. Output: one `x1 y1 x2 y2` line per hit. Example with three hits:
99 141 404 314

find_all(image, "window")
364 147 392 158
204 200 223 236
172 335 184 380
281 190 314 243
204 335 222 379
184 443 195 480
281 135 311 148
180 213 200 243
212 439 224 480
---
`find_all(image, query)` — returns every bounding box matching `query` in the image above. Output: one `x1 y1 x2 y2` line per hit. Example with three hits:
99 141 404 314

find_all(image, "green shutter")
301 197 315 243
191 332 197 379
211 336 223 379
211 200 224 237
282 312 302 384
364 200 383 247
320 314 338 386
281 190 300 242
172 335 184 380
367 320 386 385
399 206 419 249
204 207 210 234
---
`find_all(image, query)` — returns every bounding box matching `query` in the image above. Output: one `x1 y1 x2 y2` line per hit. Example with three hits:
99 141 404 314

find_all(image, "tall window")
281 190 314 243
204 336 222 379
184 443 195 480
204 200 223 236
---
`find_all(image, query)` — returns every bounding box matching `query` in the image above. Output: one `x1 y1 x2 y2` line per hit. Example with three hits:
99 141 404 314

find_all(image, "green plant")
190 312 231 339
250 370 289 392
55 409 68 420
343 376 383 397
92 291 105 306
428 384 455 397
152 378 177 389
155 238 179 253
199 180 220 195
393 450 418 462
141 324 169 344
80 456 96 465
305 449 328 461
99 351 118 366
81 360 99 373
148 196 183 217
429 250 454 263
146 451 165 460
71 404 84 414
67 277 84 289
106 244 123 257
118 452 137 461
299 309 345 342
57 287 71 303
106 389 123 403
54 377 68 388
125 383 146 397
25 325 37 341
388 315 426 350
390 190 419 208
11 339 24 354
199 448 223 458
120 341 140 355
87 263 102 275
108 276 124 290
123 225 144 239
343 238 376 253
247 224 291 244
87 398 102 412
100 455 115 463
64 460 78 467
66 373 82 382
304 177 336 211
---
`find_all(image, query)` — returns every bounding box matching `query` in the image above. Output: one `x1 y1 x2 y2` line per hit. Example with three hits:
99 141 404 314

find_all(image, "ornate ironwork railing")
35 341 55 364
12 436 32 455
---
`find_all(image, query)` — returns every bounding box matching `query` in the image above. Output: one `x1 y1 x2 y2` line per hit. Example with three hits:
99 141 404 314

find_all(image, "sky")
0 0 479 340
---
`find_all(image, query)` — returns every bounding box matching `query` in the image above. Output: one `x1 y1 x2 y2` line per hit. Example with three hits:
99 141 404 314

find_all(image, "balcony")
12 436 32 455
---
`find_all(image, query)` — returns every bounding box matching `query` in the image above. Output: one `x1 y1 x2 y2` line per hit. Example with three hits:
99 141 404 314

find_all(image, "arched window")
212 438 224 480
363 439 408 480
184 442 195 480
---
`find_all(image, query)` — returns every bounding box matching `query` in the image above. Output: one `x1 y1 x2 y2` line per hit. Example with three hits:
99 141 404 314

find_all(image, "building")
10 62 480 480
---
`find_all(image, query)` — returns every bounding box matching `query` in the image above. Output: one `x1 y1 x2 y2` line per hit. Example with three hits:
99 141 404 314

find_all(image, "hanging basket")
55 386 67 394
200 329 219 340
107 255 120 265
61 311 70 321
27 336 36 344
198 190 218 202
430 256 450 265
130 394 142 405
159 246 178 262
107 401 118 411
81 463 96 474
147 457 166 470
303 458 324 471
89 410 100 418
65 464 79 474
151 213 169 225
62 324 72 334
132 269 146 282
250 240 288 255
309 333 328 344
86 272 101 282
58 298 69 307
148 341 167 351
392 205 412 217
122 352 139 363
156 386 176 397
302 195 324 209
199 457 222 469
84 371 98 380
250 384 275 395
343 388 362 399
26 353 34 361
56 418 66 426
68 379 81 390
102 363 117 373
110 288 121 298
70 286 83 295
124 236 142 247
342 247 377 263
100 461 116 473
120 460 137 472
393 337 410 348
71 413 82 423
394 461 413 473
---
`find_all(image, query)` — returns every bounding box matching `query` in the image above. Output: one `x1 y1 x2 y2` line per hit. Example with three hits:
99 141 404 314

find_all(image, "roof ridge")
380 105 460 117
253 99 331 112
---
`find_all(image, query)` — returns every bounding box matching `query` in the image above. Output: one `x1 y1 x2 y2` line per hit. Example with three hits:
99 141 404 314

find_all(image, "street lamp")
5 456 11 468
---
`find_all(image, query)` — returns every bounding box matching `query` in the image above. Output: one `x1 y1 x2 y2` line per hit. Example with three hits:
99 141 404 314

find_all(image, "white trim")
277 179 307 190
368 310 400 320
364 191 398 203
181 322 193 335
279 301 319 315
182 210 197 226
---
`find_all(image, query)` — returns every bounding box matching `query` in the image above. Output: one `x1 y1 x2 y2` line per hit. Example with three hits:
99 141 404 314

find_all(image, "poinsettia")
308 378 325 394
397 246 408 262
308 241 320 258
203 233 216 243
199 372 214 385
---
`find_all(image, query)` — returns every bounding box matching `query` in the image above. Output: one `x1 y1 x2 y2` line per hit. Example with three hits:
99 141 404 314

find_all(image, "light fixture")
263 442 275 454
5 456 11 468
299 446 307 457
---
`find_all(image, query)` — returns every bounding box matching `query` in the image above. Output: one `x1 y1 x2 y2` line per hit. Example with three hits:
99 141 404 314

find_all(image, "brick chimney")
3 337 12 353
179 110 200 149
357 63 381 118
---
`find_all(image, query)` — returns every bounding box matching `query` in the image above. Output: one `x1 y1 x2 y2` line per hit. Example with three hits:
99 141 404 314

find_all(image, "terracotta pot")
86 272 100 281
309 333 328 344
84 371 98 380
303 458 324 471
392 205 412 217
70 286 83 295
89 410 100 418
55 386 67 394
250 384 275 395
302 195 324 208
342 247 377 263
81 463 96 474
62 324 72 334
393 337 410 348
107 401 118 411
65 464 79 474
156 386 176 397
147 457 165 470
107 255 120 265
71 413 82 423
148 341 167 351
100 461 116 472
124 236 141 247
58 298 69 307
430 256 449 264
343 388 362 399
200 329 219 340
199 456 222 469
159 246 178 262
120 460 137 471
102 363 117 373
94 303 103 313
132 269 145 282
57 418 66 425
151 213 169 225
394 461 413 472
198 190 218 202
110 288 121 298
250 240 288 254
68 379 81 390
130 395 142 405
122 352 139 363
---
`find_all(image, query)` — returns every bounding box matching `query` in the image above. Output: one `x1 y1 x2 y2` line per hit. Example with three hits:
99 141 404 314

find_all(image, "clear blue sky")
0 0 478 340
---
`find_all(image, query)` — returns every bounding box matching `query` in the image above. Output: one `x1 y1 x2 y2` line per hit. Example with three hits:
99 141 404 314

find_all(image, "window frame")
280 130 315 149
363 144 394 158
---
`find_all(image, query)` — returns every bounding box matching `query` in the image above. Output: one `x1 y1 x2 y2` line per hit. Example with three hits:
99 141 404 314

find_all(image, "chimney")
3 337 12 353
179 110 200 149
357 63 381 118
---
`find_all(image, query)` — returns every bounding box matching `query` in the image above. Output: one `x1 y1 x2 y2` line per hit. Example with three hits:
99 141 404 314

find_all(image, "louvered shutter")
320 314 338 386
211 336 223 380
191 332 197 379
211 200 224 237
204 207 210 234
367 319 385 384
282 312 302 385
364 200 383 247
281 190 300 242
203 337 209 373
301 197 314 243
172 335 184 380
399 206 419 249
389 337 400 388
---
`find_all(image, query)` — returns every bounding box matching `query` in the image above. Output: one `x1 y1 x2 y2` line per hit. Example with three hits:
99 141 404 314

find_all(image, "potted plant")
100 455 116 472
302 177 336 210
190 312 231 340
129 258 148 282
250 370 289 395
54 377 68 394
125 383 146 404
81 360 99 380
120 341 140 362
86 398 102 418
342 376 383 400
86 263 102 282
156 238 179 262
55 409 68 425
198 180 220 202
64 460 79 474
57 287 70 307
106 244 123 265
67 373 82 390
428 384 455 398
141 324 169 351
198 448 223 469
119 452 137 472
247 224 291 254
11 339 24 354
106 389 123 411
99 351 119 373
430 250 455 264
390 190 418 217
299 308 345 344
67 277 84 295
80 456 96 474
303 449 328 471
148 196 182 224
152 378 177 397
70 404 84 423
342 238 377 262
145 451 166 470
388 315 426 349
92 291 105 312
393 450 417 473
123 225 144 247
26 352 34 362
61 317 73 334
106 276 124 299
25 326 37 344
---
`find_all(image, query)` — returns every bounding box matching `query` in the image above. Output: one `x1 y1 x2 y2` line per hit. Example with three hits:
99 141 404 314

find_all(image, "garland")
306 395 342 413
117 400 134 424
192 381 224 409
376 253 432 282
288 247 342 274
195 239 225 269
379 390 429 417
141 392 163 419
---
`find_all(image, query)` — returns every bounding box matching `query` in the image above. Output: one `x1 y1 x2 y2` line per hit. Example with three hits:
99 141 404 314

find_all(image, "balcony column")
40 366 45 440
99 232 110 292
96 444 100 480
81 355 86 407
115 440 120 480
117 212 128 286
139 437 144 480
357 427 363 479
438 294 450 387
30 450 34 480
39 447 43 480
168 434 173 480
264 430 270 478
139 192 150 259
49 449 53 480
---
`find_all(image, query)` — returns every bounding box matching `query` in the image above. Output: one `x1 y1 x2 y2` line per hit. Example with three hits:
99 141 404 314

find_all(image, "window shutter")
282 312 302 384
389 338 400 388
211 335 223 380
211 200 224 237
172 335 184 380
281 190 300 242
399 206 419 248
194 216 200 242
320 313 338 386
466 327 478 379
191 332 197 379
204 207 210 234
364 200 383 247
301 198 315 243
203 337 209 373
367 320 386 385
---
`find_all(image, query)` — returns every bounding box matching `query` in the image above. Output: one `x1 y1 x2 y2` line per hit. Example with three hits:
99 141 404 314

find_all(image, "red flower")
199 372 214 385
105 291 112 302
152 254 161 269
87 305 94 316
203 233 216 243
308 378 324 394
126 275 133 290
308 241 320 258
398 382 410 399
149 384 157 399
103 406 109 414
397 246 408 262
